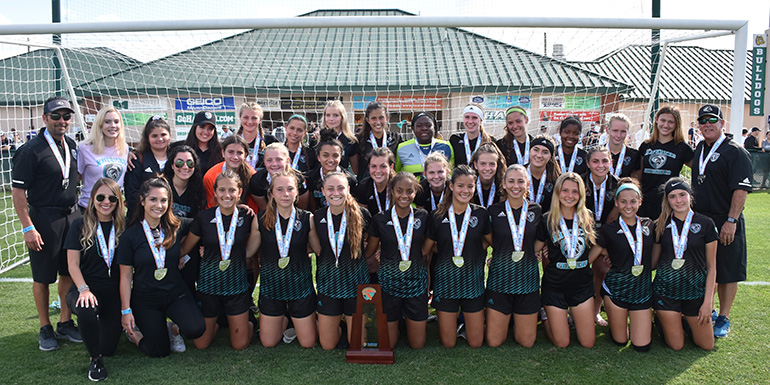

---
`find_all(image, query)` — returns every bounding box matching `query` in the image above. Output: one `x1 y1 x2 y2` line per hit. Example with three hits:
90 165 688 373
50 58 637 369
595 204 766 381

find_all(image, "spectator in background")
11 128 22 149
688 121 697 147
743 127 761 151
740 128 748 146
762 130 770 152
540 125 548 135
220 125 233 139
0 131 11 153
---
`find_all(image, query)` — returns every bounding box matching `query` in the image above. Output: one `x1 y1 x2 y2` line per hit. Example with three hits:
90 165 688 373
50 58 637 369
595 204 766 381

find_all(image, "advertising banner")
175 97 235 111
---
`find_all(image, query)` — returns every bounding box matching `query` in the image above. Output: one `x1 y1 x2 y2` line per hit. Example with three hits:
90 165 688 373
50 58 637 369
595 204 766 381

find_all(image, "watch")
726 217 737 223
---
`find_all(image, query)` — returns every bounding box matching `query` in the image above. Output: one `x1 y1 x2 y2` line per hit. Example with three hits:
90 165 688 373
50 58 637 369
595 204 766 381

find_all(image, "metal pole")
650 0 660 131
730 22 749 138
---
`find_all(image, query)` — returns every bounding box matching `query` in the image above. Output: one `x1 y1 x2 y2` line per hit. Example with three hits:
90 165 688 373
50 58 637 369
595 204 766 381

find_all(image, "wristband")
22 225 35 234
121 308 132 315
726 217 737 223
77 284 90 293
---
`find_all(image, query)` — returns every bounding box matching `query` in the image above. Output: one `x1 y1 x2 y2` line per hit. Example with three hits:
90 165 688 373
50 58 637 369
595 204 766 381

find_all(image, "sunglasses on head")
174 159 195 168
698 117 719 125
49 112 72 121
95 194 118 203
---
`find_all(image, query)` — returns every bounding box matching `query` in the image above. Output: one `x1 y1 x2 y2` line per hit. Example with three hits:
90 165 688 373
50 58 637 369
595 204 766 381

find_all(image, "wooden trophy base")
346 284 394 364
345 349 394 364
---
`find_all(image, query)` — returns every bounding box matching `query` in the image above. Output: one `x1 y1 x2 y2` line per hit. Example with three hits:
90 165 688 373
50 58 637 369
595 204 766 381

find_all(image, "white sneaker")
282 328 297 344
167 322 186 353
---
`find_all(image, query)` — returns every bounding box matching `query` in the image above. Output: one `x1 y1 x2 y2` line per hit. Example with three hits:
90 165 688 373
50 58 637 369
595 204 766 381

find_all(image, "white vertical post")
730 22 749 137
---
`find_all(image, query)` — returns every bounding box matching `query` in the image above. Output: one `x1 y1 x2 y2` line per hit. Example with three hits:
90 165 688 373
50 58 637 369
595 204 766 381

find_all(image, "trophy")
346 284 394 364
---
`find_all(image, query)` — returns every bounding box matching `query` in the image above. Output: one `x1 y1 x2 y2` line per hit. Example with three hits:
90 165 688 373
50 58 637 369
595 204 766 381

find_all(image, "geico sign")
184 98 224 107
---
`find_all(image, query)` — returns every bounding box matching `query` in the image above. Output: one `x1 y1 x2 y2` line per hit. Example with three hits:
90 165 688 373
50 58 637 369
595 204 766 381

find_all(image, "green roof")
0 47 140 105
574 44 752 102
78 9 632 97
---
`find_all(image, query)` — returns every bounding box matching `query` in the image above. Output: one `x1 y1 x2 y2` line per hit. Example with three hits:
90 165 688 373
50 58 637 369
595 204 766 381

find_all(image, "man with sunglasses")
691 104 752 339
12 96 83 351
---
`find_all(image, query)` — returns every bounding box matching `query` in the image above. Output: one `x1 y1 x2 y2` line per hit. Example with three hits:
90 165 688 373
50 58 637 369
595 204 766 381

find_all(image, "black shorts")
258 292 316 318
316 293 357 317
29 208 80 284
652 292 704 317
381 291 428 322
199 291 252 318
431 294 485 314
714 215 747 283
601 287 652 312
485 289 540 315
541 285 594 310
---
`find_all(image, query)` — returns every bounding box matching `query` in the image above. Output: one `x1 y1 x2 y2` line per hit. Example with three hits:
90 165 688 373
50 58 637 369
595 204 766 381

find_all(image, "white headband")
463 105 484 120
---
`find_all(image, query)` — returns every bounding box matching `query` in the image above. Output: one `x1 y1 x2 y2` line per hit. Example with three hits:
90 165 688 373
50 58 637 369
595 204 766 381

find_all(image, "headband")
505 106 527 117
463 105 484 120
664 179 692 196
615 183 642 198
288 114 308 126
411 112 437 128
530 137 555 155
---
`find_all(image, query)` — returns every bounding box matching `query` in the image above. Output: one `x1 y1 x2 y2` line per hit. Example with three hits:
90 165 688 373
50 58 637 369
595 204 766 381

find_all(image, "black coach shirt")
691 135 753 217
12 129 78 208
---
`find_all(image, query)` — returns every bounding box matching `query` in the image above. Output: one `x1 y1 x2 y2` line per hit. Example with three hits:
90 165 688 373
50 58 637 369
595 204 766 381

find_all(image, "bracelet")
121 308 132 315
77 284 90 293
22 225 35 234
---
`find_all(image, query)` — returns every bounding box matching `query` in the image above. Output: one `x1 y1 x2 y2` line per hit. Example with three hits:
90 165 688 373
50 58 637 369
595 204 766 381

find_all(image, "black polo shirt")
692 135 753 218
12 128 78 208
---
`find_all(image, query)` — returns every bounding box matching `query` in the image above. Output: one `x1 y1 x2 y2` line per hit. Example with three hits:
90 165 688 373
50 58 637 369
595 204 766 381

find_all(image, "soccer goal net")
0 9 749 273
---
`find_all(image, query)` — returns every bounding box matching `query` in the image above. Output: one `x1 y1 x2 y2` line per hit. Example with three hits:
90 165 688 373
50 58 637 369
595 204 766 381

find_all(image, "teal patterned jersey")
598 217 655 304
487 201 545 295
314 206 371 299
257 209 314 301
369 209 430 298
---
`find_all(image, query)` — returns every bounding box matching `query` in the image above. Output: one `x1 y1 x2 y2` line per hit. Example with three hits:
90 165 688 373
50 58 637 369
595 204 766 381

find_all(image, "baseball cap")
697 104 723 119
193 111 217 127
751 126 760 133
43 98 75 114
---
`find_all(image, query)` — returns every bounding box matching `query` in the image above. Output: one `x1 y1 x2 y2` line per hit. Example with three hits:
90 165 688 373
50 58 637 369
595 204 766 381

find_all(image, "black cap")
193 111 216 127
751 126 760 133
697 104 723 120
43 98 74 114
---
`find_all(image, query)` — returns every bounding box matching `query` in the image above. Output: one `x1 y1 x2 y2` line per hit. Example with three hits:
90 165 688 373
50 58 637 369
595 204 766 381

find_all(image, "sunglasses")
95 194 118 203
49 112 72 121
174 159 195 168
698 117 719 125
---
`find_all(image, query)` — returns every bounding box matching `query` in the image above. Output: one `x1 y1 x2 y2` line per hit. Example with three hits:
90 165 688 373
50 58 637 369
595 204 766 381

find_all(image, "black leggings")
66 285 122 358
131 289 205 358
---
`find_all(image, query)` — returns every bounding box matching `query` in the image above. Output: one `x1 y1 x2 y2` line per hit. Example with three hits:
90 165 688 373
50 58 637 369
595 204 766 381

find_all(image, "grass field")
1 192 769 384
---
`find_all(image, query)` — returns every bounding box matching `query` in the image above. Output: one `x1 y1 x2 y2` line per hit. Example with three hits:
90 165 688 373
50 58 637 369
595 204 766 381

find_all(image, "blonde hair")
423 151 451 174
261 171 300 231
322 172 364 259
463 103 492 144
322 100 356 143
88 106 127 156
548 172 596 246
237 102 265 140
80 178 125 251
607 113 632 131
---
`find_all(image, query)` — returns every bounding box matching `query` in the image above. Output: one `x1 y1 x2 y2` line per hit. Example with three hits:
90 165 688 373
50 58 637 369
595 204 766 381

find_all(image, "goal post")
0 13 750 274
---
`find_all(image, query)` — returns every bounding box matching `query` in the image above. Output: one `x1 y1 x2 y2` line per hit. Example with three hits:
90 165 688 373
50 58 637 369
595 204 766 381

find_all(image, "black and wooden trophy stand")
346 284 394 364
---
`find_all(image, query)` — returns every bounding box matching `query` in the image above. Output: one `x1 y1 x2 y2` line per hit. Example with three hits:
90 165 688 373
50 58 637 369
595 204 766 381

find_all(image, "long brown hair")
647 106 685 144
547 172 596 246
469 142 507 197
530 135 561 183
322 172 364 259
261 171 301 231
357 101 390 153
655 177 691 241
500 107 528 159
435 165 477 217
221 135 253 205
80 178 126 251
131 177 180 249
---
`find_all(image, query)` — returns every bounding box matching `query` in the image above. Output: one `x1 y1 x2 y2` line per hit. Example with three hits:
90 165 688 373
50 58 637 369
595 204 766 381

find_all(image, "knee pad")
632 342 651 352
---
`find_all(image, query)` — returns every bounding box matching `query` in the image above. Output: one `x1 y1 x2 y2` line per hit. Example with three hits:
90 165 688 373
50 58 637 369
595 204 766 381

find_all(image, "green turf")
1 193 769 384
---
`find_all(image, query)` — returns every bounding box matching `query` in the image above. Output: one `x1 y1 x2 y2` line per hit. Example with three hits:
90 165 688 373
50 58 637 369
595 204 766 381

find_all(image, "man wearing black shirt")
691 104 752 339
12 97 82 351
743 127 761 151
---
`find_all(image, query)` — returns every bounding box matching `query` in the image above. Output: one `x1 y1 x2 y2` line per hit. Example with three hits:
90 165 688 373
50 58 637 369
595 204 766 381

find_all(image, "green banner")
565 96 601 110
750 34 767 117
122 112 167 126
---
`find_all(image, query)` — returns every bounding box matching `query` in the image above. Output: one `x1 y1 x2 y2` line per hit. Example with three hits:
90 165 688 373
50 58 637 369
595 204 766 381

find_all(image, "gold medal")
452 256 464 268
511 251 524 262
154 268 167 281
278 257 290 269
671 259 685 270
219 260 231 271
567 258 577 270
631 265 643 276
399 260 411 272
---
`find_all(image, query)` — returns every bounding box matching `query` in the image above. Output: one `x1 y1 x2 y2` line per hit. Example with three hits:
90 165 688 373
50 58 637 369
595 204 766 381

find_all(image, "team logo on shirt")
650 154 667 169
413 218 422 229
71 148 77 158
469 216 478 228
623 156 632 165
545 183 554 192
555 228 587 258
575 157 584 165
237 217 244 227
710 153 720 162
294 220 302 231
527 211 536 222
690 223 701 234
103 163 123 181
642 226 650 236
300 155 306 163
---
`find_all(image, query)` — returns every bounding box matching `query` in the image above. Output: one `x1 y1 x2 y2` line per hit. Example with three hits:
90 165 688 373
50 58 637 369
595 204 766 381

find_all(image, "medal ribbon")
513 136 530 165
43 129 70 180
370 132 384 149
430 190 444 211
141 220 166 269
527 165 546 205
698 134 725 176
476 179 496 208
558 145 578 173
591 175 607 221
463 132 481 163
414 138 436 165
619 216 643 266
448 204 472 258
96 222 115 270
391 206 414 262
505 200 528 252
558 216 580 261
670 210 693 261
275 207 297 260
291 147 302 169
215 207 239 262
327 208 347 267
246 136 262 169
374 181 389 213
612 145 626 177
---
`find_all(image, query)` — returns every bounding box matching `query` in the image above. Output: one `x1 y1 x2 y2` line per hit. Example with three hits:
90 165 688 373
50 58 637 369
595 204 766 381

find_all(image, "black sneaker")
88 357 108 382
38 325 59 351
57 320 83 343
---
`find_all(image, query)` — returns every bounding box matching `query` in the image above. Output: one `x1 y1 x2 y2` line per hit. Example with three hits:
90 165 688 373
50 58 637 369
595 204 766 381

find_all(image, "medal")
697 134 725 182
619 216 644 278
327 208 347 268
246 135 262 169
476 179 496 208
391 206 414 272
612 145 626 177
96 222 115 276
591 175 607 221
141 220 167 280
527 166 546 205
463 132 482 163
670 210 693 272
154 268 167 280
567 259 577 269
631 264 643 276
215 207 239 273
43 130 71 190
505 200 528 262
558 145 578 173
511 251 524 262
448 204 472 269
275 208 297 270
513 136 530 165
453 256 465 268
559 216 581 270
